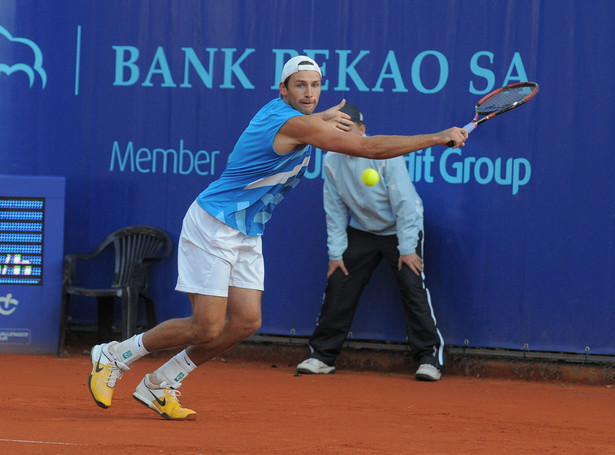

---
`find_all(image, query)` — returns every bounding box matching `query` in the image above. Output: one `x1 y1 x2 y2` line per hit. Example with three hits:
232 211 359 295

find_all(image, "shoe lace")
105 358 129 388
159 381 183 403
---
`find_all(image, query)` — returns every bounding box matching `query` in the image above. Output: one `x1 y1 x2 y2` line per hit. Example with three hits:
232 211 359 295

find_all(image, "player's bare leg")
132 288 261 419
138 287 262 360
183 287 262 364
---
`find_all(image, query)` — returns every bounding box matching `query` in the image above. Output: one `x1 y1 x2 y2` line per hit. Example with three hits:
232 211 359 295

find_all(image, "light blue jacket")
323 151 423 260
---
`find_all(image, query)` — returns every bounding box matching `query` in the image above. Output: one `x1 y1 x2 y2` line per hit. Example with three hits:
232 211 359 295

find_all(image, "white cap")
280 56 322 83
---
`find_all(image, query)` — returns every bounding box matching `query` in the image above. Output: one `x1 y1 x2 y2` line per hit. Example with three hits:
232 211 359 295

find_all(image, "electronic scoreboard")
0 176 65 354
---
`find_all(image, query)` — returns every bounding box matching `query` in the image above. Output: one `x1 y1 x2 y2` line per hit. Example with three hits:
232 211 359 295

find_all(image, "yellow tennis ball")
361 168 379 186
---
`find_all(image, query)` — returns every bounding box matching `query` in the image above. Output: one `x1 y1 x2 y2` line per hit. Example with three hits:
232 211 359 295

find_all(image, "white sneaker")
88 341 130 408
415 363 441 381
296 358 335 374
133 375 197 420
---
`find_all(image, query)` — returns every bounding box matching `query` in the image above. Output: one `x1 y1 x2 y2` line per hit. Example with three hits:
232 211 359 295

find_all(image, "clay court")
2 344 615 455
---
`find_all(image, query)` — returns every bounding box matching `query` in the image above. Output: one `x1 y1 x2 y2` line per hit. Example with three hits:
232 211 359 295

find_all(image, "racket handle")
447 122 476 147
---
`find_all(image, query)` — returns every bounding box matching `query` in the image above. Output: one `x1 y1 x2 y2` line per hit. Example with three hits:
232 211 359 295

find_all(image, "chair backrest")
104 226 172 290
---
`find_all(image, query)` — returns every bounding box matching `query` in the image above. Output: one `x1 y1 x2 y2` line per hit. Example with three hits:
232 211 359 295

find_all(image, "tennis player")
88 55 467 420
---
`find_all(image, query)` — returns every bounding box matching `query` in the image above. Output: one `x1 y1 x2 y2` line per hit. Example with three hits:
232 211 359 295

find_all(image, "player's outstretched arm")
363 127 468 157
276 114 467 157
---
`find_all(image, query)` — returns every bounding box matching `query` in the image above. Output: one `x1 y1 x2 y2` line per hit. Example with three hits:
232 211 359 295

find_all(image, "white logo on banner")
0 293 19 316
0 25 47 88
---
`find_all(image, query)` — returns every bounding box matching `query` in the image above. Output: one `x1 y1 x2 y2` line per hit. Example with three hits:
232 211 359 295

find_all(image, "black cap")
340 102 364 123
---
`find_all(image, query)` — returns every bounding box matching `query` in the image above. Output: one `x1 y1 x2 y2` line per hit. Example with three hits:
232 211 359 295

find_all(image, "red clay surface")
2 351 615 454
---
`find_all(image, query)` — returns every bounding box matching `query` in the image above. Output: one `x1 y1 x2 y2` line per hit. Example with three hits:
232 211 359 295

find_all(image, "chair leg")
97 296 115 343
140 293 159 358
141 293 157 330
121 287 139 341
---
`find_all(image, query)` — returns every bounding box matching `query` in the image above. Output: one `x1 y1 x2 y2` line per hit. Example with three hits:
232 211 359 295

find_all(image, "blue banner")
1 1 613 354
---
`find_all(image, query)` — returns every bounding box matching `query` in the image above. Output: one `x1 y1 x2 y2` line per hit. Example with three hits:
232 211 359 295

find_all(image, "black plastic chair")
57 225 173 356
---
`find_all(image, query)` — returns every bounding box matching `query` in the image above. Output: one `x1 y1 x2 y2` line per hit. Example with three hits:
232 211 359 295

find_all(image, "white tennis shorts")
175 201 264 297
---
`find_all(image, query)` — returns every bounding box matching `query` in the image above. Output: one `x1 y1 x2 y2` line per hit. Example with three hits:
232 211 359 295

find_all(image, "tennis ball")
361 168 379 186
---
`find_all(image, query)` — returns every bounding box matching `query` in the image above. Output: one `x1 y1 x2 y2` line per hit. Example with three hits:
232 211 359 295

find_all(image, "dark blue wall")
1 1 613 354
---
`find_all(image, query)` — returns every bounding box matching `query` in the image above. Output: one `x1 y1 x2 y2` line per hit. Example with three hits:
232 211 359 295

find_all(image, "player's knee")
189 320 225 345
231 314 261 338
240 315 261 335
247 316 262 334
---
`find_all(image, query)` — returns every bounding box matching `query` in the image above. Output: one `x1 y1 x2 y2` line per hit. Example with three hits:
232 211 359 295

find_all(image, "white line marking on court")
0 438 84 446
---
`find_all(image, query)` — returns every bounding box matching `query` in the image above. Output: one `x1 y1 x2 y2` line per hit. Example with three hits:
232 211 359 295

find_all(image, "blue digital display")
0 197 44 285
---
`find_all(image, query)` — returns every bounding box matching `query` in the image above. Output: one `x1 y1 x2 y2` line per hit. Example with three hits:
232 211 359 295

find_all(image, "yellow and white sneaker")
88 342 129 408
133 375 197 420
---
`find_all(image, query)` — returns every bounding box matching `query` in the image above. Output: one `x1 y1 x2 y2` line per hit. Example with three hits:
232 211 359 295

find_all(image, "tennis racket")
447 81 539 147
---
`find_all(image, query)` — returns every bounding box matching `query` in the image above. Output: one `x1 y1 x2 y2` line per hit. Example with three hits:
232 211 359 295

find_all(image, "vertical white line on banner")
74 25 82 96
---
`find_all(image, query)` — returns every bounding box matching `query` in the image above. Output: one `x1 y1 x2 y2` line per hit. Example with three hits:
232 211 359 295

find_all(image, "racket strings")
477 86 535 114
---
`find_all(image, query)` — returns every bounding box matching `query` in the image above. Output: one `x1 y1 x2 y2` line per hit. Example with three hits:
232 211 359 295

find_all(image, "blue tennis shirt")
197 98 312 236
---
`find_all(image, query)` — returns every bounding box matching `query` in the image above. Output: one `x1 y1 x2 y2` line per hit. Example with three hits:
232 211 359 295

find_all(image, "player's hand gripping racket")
448 81 539 147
